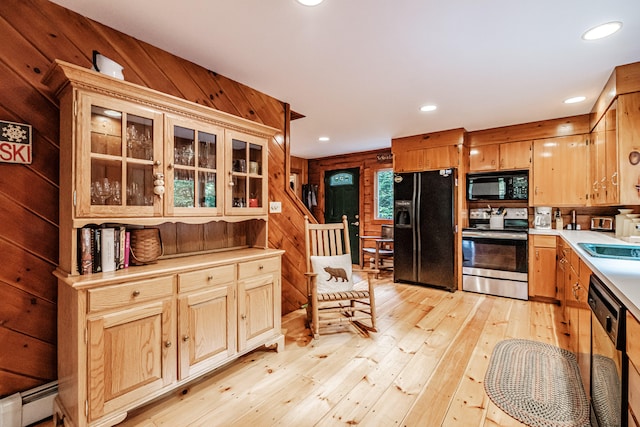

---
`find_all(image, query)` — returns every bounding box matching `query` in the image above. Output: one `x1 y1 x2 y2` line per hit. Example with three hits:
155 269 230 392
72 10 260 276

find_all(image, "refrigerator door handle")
415 173 421 282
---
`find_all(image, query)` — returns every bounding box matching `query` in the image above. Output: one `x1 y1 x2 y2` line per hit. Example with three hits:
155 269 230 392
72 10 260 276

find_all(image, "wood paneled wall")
0 0 309 398
308 149 393 236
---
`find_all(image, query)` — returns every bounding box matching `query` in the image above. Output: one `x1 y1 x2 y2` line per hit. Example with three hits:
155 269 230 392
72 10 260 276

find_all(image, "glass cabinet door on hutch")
225 130 268 215
78 93 163 218
165 116 224 216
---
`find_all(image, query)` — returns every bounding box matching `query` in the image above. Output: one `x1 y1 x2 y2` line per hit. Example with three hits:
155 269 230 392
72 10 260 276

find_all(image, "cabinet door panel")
500 140 531 170
469 144 498 171
225 130 268 215
393 149 425 172
238 273 278 351
88 299 175 421
532 135 588 206
178 285 236 379
165 115 225 216
425 145 458 170
529 245 556 299
77 93 163 218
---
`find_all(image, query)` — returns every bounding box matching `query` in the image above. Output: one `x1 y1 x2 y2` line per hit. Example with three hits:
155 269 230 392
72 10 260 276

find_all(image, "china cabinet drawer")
238 257 280 280
178 264 235 293
87 276 174 313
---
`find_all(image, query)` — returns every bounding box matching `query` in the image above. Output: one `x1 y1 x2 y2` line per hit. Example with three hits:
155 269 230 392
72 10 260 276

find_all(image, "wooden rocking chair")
304 215 377 339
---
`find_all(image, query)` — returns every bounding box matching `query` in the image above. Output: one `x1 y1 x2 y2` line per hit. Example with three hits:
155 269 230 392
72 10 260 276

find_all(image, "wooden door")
87 299 175 421
178 284 236 380
325 168 360 263
238 273 279 352
590 120 605 204
469 144 498 171
499 140 531 170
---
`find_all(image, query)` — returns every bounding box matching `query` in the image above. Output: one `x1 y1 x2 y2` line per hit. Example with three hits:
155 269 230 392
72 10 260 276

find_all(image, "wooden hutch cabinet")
44 60 284 427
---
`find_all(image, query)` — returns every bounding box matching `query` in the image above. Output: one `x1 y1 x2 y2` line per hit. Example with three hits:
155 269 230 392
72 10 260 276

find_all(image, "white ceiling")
51 0 640 159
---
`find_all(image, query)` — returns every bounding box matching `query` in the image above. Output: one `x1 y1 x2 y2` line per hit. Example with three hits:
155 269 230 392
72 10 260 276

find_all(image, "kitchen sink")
578 243 640 260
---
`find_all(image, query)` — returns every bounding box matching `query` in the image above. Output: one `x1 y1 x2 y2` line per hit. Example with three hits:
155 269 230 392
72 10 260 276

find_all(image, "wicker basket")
129 228 163 265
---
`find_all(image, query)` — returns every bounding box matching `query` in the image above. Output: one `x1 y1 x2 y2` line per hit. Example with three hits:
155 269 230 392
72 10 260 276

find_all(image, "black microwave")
466 171 528 201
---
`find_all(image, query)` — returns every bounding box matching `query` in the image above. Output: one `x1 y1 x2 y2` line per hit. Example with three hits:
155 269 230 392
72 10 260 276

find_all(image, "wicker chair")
304 215 377 339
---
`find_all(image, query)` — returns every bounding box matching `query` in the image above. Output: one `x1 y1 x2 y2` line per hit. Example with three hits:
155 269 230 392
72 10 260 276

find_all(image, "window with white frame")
375 168 394 220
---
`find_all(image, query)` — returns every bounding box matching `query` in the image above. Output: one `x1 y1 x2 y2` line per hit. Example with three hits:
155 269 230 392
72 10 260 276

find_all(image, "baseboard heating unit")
0 381 57 427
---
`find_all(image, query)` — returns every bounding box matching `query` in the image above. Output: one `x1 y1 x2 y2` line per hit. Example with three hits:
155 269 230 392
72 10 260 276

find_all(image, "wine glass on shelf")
93 178 113 205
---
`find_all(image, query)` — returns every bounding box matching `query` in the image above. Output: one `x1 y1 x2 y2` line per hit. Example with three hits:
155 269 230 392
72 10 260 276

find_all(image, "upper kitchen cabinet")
469 141 531 172
392 128 464 172
590 62 640 206
531 135 589 207
589 102 618 205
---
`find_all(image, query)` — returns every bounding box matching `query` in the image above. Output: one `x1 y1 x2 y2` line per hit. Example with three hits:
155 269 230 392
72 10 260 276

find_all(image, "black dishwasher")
588 273 627 427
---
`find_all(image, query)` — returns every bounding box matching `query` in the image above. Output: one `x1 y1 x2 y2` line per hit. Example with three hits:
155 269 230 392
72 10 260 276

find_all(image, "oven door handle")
461 231 528 240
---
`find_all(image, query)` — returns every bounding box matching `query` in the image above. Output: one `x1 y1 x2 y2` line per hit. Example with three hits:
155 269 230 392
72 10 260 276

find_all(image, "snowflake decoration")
2 124 28 143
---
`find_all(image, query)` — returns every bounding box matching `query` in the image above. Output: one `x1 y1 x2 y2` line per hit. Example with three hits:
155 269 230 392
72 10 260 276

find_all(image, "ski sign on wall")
0 120 32 164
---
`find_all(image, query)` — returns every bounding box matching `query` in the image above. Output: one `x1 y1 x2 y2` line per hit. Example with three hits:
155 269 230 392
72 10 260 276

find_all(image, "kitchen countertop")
529 228 640 320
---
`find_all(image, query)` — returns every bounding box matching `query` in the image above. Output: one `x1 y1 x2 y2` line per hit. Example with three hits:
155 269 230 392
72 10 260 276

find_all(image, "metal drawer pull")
165 341 172 348
259 265 264 270
182 335 190 342
207 275 214 281
132 290 140 297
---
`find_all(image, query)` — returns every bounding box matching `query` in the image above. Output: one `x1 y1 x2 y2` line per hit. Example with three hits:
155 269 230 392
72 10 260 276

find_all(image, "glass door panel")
174 169 195 208
90 159 122 206
249 144 262 176
199 172 216 208
126 164 155 206
198 131 217 170
249 177 262 208
91 106 122 156
232 175 247 208
126 115 153 161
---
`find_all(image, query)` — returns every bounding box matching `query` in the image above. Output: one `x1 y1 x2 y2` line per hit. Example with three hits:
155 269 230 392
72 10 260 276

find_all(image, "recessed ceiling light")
582 21 622 40
318 136 330 142
564 96 586 104
296 0 324 6
419 105 437 112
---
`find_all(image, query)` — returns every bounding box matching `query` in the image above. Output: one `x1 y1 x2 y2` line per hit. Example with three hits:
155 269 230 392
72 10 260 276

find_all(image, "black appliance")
466 170 528 201
461 208 529 300
588 273 627 427
393 169 455 291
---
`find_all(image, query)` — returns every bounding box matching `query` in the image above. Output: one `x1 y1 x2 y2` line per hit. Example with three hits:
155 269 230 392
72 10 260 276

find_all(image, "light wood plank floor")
118 275 570 427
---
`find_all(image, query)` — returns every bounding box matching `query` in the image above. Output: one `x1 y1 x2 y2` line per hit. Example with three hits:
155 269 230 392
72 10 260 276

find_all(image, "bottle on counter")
555 208 563 230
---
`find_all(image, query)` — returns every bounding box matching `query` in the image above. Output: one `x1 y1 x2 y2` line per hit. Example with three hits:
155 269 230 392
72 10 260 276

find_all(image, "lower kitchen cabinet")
563 248 591 389
528 234 557 301
54 249 284 427
628 312 640 426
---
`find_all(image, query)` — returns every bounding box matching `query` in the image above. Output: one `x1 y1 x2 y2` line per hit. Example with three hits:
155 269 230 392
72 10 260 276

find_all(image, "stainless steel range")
462 207 529 300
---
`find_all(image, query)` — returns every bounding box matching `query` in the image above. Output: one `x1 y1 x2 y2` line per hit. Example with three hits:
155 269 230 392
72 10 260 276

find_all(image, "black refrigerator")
393 169 456 291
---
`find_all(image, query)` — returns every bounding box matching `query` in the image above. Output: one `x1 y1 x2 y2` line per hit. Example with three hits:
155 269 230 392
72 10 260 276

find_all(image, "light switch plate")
269 201 282 213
